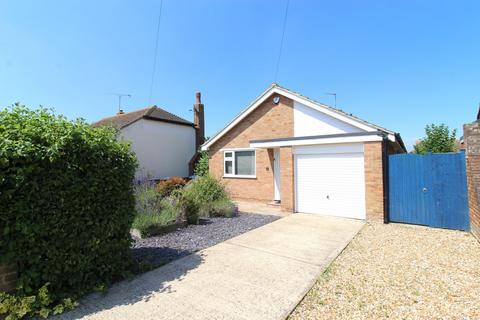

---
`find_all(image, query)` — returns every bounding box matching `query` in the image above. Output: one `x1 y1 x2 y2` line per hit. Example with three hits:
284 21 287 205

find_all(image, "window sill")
223 175 257 179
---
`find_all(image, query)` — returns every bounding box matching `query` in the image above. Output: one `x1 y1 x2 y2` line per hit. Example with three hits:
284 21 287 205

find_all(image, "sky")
1 0 479 150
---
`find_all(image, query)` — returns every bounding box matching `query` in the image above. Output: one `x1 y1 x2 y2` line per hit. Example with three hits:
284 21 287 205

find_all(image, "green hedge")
0 105 137 305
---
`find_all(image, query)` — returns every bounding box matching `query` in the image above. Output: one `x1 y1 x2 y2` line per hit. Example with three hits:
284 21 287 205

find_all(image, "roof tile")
92 106 193 128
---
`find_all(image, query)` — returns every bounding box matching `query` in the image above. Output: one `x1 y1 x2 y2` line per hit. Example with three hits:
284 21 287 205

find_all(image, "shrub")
155 176 186 197
179 175 233 218
0 284 77 320
194 151 209 176
172 188 200 225
135 182 163 216
209 199 237 218
0 105 137 317
132 200 179 237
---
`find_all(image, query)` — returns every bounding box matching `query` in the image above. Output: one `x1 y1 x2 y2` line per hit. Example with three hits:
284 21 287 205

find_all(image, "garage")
294 143 366 219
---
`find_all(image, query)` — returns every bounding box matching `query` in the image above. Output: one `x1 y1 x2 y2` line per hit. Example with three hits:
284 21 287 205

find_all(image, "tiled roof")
92 106 193 129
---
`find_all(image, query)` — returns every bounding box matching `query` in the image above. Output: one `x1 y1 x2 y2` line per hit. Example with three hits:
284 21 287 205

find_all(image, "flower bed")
132 175 237 238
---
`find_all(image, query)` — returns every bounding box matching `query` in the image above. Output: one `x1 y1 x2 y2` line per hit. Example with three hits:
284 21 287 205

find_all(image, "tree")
194 151 209 176
414 123 457 154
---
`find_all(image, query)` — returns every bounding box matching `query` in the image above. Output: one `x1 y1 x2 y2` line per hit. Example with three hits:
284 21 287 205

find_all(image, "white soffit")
250 135 383 148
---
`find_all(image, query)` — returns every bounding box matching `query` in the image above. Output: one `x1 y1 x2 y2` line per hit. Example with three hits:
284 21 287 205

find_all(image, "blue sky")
1 1 478 149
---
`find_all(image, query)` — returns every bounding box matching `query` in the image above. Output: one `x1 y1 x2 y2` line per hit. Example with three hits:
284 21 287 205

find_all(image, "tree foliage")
194 151 209 176
413 123 457 154
0 104 137 317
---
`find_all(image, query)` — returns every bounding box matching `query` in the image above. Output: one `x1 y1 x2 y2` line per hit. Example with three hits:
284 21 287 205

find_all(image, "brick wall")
364 141 385 221
464 121 480 240
0 263 17 293
208 93 294 204
279 147 294 211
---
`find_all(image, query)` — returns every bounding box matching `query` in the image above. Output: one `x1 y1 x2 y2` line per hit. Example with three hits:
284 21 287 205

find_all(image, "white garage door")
294 144 366 219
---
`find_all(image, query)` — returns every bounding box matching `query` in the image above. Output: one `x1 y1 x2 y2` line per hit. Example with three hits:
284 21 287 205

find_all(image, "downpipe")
382 135 390 224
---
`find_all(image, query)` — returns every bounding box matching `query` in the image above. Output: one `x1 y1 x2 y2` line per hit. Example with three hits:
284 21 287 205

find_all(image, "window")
224 149 256 177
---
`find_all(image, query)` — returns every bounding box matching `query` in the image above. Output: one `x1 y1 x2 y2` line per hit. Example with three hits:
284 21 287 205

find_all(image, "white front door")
273 148 281 201
294 144 366 219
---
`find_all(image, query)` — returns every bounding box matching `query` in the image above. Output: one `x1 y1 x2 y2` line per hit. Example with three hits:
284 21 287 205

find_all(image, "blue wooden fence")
388 152 470 230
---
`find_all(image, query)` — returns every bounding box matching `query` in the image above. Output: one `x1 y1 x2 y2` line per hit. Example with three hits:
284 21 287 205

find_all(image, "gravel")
290 221 480 320
132 213 280 266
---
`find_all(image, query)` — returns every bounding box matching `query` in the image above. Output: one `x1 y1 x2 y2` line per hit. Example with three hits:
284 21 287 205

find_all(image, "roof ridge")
144 105 157 116
151 105 192 124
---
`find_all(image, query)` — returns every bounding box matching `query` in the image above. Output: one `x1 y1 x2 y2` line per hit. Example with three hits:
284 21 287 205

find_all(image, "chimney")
477 104 480 121
193 91 205 151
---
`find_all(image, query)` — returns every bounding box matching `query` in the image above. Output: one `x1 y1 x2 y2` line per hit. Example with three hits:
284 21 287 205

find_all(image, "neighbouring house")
93 92 205 180
201 84 406 221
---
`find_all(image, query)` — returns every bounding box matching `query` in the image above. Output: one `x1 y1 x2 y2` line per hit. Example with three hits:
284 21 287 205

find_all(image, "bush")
135 182 163 216
172 188 200 225
0 284 77 320
179 175 233 218
194 151 209 176
155 176 186 197
132 200 179 237
209 199 237 218
0 105 137 317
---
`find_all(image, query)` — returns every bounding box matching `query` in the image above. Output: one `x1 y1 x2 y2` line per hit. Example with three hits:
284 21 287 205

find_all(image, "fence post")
0 263 17 293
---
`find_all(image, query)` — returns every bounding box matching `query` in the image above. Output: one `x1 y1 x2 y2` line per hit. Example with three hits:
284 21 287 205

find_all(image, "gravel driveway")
290 222 480 320
132 213 280 266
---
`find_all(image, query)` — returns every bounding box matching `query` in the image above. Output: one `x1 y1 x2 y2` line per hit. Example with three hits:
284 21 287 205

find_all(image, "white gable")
294 101 364 137
120 118 196 179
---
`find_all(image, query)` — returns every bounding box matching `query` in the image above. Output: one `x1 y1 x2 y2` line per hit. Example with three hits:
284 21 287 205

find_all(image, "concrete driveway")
59 214 363 320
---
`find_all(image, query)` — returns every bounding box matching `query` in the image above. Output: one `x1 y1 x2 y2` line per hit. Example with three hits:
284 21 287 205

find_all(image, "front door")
273 148 281 202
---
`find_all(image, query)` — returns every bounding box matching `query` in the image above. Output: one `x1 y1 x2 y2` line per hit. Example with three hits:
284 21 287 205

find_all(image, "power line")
148 0 164 105
274 0 290 83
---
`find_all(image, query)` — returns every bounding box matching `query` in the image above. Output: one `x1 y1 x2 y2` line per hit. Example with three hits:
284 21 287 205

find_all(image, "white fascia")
250 135 383 149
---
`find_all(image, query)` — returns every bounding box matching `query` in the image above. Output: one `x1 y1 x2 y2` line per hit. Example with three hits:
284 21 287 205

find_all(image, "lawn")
290 222 480 319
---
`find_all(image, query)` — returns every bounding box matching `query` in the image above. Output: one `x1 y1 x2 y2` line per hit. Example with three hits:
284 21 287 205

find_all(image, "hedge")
0 105 137 308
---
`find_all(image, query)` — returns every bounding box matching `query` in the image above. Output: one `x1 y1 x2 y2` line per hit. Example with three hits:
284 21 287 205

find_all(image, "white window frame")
223 149 256 178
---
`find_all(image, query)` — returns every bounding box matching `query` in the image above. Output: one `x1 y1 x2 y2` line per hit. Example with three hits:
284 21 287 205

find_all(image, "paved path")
59 214 363 320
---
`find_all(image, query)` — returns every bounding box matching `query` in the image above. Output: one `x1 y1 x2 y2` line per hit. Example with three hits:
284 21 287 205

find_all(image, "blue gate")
388 152 470 230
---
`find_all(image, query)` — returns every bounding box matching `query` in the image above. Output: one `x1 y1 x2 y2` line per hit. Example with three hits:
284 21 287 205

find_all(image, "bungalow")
201 84 406 220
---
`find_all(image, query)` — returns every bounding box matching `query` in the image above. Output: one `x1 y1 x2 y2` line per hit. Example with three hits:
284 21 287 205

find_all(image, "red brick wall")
364 141 385 221
280 147 294 211
208 94 294 204
464 121 480 240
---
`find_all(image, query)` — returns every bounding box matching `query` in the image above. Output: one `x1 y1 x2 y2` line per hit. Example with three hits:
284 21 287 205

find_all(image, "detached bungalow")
202 84 406 221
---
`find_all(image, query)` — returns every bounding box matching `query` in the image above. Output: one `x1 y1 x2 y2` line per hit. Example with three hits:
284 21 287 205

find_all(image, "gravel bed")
132 213 280 266
290 222 480 320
